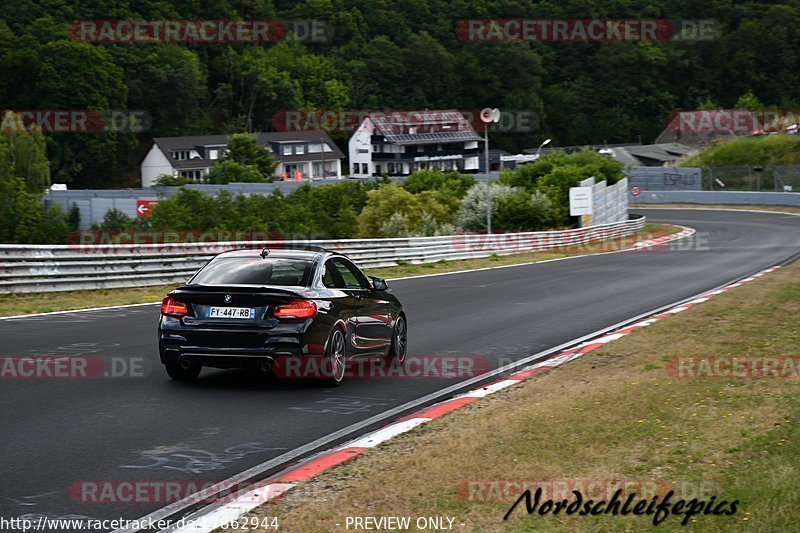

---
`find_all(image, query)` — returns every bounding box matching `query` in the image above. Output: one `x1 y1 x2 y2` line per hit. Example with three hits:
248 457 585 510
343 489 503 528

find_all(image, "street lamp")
537 138 552 157
479 108 501 233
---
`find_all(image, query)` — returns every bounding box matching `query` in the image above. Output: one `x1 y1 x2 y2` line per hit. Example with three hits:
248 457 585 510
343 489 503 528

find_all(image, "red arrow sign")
136 199 158 217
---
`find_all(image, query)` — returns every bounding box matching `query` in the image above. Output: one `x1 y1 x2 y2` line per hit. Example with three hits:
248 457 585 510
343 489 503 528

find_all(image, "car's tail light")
274 300 317 319
161 297 189 317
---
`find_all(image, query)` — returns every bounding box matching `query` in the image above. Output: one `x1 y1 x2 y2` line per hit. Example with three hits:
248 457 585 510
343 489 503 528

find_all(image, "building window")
375 164 382 174
295 144 305 155
209 149 218 160
282 146 292 156
353 163 359 174
179 169 205 182
361 163 368 174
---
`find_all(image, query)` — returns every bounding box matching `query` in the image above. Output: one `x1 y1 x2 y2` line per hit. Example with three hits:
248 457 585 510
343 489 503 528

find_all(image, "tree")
30 203 71 243
32 41 131 186
735 91 764 111
116 45 209 137
219 134 278 179
206 159 268 184
0 111 49 192
455 182 516 231
402 170 475 198
0 177 42 243
501 150 625 191
357 183 453 237
94 208 132 232
494 190 554 231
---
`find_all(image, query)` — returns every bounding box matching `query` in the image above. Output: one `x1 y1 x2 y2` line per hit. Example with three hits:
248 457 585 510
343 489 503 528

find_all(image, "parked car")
158 247 406 385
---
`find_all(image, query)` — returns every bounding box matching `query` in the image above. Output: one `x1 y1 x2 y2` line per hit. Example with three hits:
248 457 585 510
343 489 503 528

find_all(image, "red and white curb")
631 225 695 250
176 256 782 533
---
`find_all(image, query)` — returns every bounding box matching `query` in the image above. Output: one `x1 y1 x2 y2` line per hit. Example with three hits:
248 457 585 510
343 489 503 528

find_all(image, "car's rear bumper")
158 316 327 369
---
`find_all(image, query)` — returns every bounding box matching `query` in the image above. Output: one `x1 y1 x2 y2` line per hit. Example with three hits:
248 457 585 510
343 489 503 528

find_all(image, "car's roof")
214 248 338 260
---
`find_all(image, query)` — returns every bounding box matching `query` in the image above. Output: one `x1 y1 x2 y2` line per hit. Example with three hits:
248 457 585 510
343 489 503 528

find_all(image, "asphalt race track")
3 209 800 527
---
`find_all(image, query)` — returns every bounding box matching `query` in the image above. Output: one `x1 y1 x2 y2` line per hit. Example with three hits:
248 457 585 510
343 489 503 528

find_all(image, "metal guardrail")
0 217 644 293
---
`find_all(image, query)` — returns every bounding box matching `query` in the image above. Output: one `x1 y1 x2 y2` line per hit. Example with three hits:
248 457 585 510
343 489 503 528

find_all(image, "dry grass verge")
234 262 800 532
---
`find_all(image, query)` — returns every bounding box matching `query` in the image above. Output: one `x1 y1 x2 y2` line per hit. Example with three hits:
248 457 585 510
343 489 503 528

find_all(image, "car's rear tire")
165 356 201 381
324 328 347 386
388 315 407 364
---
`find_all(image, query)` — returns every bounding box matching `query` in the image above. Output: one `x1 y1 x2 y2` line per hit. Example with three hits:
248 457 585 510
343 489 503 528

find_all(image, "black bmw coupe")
158 247 406 385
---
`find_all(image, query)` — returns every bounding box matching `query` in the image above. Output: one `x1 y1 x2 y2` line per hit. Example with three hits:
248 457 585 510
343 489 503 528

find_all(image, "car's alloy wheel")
326 329 346 385
390 316 407 364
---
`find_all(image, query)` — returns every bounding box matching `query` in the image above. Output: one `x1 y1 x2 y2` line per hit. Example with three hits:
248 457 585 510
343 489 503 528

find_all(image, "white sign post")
569 187 594 216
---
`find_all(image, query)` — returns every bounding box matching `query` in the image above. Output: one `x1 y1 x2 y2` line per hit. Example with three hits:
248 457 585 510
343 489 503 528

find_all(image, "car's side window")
330 258 369 290
322 261 346 289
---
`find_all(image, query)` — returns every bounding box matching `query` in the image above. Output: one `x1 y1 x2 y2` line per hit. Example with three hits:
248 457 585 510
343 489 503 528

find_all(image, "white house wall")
348 118 374 177
141 144 175 187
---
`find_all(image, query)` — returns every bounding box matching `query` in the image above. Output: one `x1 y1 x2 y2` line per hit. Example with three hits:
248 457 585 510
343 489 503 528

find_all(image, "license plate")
206 307 256 319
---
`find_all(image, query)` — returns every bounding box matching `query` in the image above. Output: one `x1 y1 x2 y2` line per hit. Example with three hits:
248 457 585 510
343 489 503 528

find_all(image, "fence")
702 164 800 192
627 167 702 191
629 190 800 206
0 216 645 294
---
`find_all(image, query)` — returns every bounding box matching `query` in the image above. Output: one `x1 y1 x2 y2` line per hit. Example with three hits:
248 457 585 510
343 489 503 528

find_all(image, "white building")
348 110 482 178
141 131 343 187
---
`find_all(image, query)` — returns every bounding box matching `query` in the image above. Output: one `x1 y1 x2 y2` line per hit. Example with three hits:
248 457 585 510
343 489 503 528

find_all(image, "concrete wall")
45 180 353 230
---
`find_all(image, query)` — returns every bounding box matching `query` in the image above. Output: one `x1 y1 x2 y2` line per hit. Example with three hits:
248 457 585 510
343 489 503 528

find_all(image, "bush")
402 170 475 198
357 183 456 237
493 190 555 231
31 204 71 243
149 188 224 231
455 182 516 231
357 184 422 237
206 159 268 184
501 149 625 191
93 208 133 232
154 174 192 186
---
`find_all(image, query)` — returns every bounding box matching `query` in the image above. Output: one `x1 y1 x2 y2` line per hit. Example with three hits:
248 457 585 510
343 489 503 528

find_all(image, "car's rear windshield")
190 257 313 286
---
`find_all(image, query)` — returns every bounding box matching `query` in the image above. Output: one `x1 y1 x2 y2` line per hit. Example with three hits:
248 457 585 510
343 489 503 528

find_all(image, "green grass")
679 134 800 167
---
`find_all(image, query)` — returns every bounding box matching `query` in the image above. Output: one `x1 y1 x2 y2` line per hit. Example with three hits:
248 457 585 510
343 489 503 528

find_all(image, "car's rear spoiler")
174 284 306 296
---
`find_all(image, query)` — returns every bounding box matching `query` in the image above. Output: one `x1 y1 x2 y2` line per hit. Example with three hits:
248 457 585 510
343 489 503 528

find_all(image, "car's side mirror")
370 277 388 291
